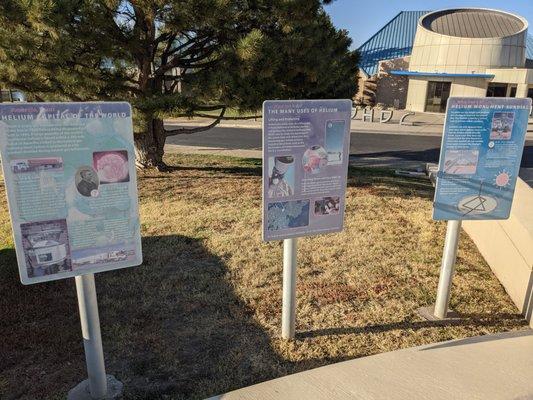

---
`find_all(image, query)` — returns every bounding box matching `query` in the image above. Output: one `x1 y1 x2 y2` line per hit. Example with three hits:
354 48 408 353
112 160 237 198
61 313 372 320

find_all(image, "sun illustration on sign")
494 170 511 189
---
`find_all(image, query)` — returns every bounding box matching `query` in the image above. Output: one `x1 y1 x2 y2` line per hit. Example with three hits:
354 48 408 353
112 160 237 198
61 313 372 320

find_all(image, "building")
357 8 533 112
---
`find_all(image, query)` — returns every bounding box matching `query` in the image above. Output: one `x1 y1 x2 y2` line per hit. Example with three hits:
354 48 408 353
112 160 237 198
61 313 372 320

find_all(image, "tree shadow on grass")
347 166 435 199
171 164 262 177
298 312 527 340
99 234 290 400
0 248 84 400
141 164 262 178
1 234 530 400
0 236 292 400
353 148 441 163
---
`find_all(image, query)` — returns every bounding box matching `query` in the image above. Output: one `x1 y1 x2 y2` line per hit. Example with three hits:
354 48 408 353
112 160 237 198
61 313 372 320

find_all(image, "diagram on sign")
443 150 479 174
457 181 497 216
325 120 346 165
490 112 515 140
267 200 310 230
268 156 295 198
20 219 72 278
494 170 511 188
314 197 340 216
93 150 130 184
302 146 328 174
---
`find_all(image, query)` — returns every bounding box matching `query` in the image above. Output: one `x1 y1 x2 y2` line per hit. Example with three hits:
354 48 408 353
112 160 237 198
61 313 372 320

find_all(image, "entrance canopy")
390 70 495 79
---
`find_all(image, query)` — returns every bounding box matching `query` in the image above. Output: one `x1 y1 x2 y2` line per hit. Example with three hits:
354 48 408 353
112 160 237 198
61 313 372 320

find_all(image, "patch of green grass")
163 107 261 120
0 154 526 399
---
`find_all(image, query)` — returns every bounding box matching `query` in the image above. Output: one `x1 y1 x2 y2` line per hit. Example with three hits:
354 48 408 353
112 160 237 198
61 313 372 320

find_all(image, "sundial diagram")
457 181 497 216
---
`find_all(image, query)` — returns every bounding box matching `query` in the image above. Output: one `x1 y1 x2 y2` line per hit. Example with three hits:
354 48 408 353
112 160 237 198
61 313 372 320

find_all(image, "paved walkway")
207 329 533 400
167 113 446 136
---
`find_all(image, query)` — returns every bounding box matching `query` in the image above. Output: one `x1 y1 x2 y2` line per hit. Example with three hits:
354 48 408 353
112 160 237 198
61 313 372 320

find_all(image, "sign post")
0 102 142 398
281 238 297 339
69 273 123 399
433 220 462 319
423 97 531 320
262 100 351 338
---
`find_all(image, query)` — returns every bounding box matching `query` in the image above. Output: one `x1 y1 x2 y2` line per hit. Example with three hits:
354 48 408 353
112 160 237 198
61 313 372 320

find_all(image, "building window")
487 83 508 97
528 88 533 102
0 90 11 102
425 81 451 113
509 86 517 97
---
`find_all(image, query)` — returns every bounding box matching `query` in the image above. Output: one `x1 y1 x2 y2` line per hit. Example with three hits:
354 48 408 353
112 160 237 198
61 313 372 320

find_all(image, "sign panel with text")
0 102 142 284
262 100 351 241
433 97 531 220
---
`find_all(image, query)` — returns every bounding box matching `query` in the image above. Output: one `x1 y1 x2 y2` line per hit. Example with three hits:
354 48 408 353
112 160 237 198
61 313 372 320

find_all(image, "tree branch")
164 107 226 136
193 113 262 120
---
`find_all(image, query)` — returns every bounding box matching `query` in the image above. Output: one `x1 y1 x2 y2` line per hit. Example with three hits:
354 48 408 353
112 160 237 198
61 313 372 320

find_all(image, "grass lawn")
164 107 261 121
0 154 527 400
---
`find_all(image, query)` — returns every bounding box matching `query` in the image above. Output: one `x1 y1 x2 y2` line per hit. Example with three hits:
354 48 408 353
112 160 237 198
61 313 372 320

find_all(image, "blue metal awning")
390 70 495 79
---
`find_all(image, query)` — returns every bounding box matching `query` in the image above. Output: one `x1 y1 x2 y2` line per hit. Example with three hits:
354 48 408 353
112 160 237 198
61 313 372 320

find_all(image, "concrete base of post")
68 375 123 400
417 306 461 322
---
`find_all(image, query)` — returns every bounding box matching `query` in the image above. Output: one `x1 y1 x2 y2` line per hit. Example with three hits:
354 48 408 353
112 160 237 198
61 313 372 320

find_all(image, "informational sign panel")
433 97 531 220
0 102 142 284
262 100 351 241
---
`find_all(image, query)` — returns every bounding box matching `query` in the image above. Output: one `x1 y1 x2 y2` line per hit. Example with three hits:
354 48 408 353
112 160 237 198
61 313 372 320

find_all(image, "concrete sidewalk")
166 113 445 136
207 329 533 400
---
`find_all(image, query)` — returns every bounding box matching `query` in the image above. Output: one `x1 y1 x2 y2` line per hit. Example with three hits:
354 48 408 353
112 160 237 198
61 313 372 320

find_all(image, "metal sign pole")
68 273 123 400
281 238 297 339
76 273 108 398
434 220 462 319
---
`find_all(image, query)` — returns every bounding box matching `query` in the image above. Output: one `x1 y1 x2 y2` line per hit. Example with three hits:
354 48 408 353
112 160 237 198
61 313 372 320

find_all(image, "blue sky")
325 0 533 49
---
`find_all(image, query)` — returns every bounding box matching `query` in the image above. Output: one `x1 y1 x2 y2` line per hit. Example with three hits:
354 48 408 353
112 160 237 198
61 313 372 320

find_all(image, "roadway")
165 125 533 185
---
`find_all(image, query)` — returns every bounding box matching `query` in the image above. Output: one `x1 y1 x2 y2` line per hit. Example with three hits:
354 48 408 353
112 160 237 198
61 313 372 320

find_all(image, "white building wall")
406 77 490 112
410 27 527 74
405 79 428 112
449 78 488 97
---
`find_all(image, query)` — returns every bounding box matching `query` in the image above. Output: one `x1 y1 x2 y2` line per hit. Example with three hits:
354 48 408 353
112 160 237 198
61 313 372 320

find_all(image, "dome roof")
421 9 526 38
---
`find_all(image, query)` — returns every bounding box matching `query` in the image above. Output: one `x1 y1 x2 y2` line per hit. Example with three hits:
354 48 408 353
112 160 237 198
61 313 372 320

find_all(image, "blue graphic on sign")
433 97 531 220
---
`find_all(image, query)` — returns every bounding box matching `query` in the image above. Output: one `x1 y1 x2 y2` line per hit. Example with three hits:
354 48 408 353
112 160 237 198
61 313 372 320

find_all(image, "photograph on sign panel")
303 146 328 174
325 120 345 165
267 200 310 231
93 150 130 184
268 155 295 198
20 219 72 278
443 150 479 175
10 157 63 174
72 243 137 269
75 166 100 197
314 196 341 216
490 112 515 140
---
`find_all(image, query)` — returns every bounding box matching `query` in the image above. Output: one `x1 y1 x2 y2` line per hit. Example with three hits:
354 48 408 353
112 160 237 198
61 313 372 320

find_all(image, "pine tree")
0 1 358 169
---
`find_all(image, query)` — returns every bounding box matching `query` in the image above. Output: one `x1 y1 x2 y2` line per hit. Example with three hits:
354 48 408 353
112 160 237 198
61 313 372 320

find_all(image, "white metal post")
282 238 297 339
75 273 108 398
434 220 462 319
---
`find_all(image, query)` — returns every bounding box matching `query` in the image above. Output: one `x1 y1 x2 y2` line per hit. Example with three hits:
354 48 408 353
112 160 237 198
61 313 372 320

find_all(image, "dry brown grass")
0 154 527 400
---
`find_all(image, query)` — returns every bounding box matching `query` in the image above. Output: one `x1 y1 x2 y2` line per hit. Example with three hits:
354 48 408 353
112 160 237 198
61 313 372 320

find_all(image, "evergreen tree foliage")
0 0 359 168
